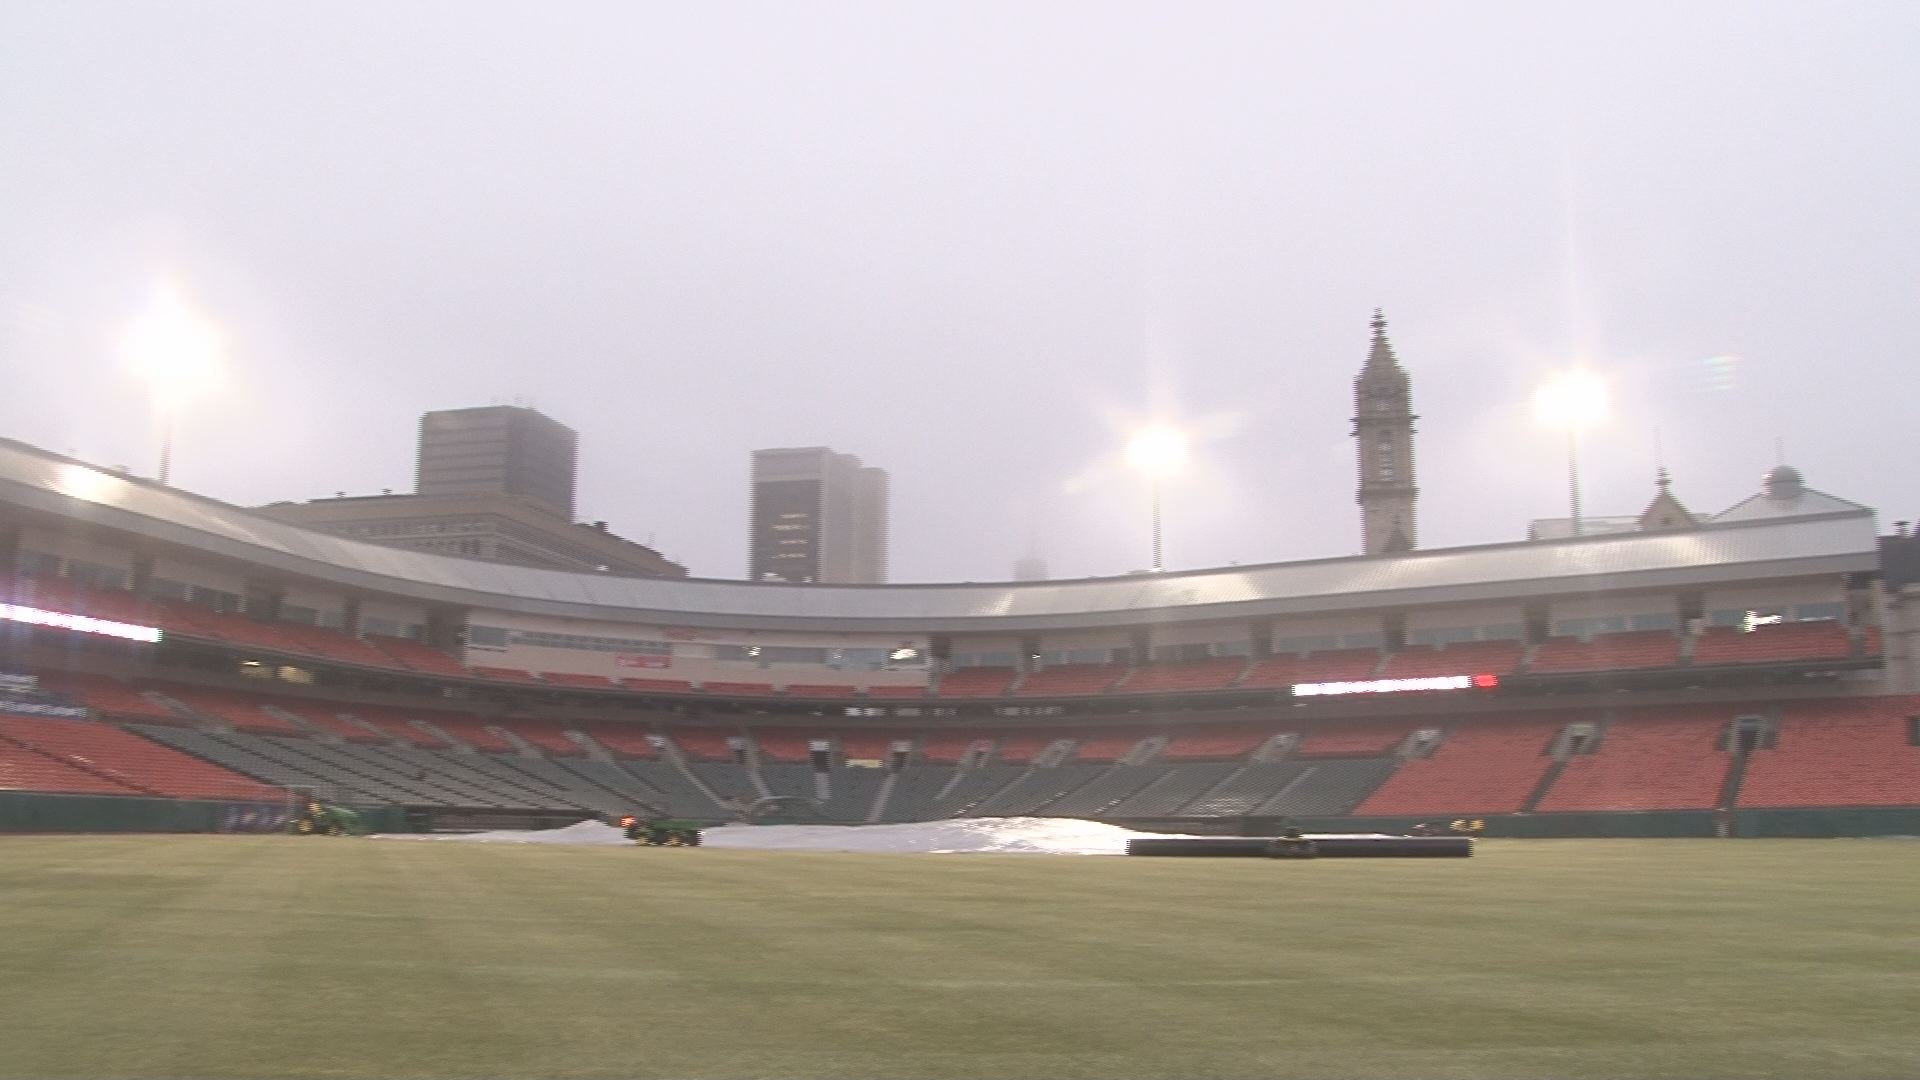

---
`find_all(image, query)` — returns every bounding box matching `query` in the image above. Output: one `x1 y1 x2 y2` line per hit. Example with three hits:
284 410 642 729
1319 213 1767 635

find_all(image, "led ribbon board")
1292 673 1499 697
0 603 163 644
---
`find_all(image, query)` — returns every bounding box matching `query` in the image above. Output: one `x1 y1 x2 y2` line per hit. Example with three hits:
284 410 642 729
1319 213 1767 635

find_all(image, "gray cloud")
2 1 1914 580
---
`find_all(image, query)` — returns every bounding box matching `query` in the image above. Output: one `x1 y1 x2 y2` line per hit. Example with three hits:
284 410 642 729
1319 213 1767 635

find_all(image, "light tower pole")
1126 427 1187 573
1535 371 1608 537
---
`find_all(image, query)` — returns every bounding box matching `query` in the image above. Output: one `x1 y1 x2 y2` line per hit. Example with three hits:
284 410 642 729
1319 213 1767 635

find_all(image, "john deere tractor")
289 801 361 836
620 815 704 846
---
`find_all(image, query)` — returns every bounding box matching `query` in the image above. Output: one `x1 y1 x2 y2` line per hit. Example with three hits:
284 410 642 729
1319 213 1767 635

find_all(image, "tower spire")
1353 309 1417 555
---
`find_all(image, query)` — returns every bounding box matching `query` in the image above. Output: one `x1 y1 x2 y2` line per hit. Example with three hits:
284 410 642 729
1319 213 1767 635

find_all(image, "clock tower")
1353 309 1418 554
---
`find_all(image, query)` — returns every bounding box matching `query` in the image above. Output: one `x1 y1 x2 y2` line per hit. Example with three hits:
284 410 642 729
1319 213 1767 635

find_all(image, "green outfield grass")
2 836 1917 1080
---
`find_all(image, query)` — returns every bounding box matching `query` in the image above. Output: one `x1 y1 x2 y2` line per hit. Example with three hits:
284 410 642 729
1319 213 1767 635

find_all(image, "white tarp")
372 817 1203 855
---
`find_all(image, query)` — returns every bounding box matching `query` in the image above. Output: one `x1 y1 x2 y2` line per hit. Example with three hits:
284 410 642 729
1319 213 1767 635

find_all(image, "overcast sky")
1 2 1914 582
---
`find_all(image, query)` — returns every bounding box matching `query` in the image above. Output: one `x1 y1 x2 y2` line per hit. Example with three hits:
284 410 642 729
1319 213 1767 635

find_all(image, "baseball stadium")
4 409 1920 1079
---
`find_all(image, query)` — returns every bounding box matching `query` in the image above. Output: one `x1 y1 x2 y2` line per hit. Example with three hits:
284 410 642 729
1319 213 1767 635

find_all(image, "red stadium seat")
537 672 618 689
581 723 657 759
1117 657 1248 694
865 684 929 700
702 680 775 697
936 667 1019 698
1737 698 1920 808
1354 719 1562 815
1071 733 1149 762
1014 664 1125 697
619 676 696 695
750 730 814 762
469 665 544 684
1692 622 1852 667
995 733 1059 764
836 733 896 761
1378 641 1525 679
1242 649 1382 689
365 635 470 677
158 687 307 736
505 719 585 756
1295 722 1414 758
420 713 518 753
1528 631 1682 674
783 684 859 699
667 727 735 761
920 733 984 763
1160 727 1271 761
1534 707 1731 812
0 712 280 800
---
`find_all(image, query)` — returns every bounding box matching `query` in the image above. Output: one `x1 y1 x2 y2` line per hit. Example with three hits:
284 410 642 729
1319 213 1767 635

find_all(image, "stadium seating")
1533 708 1732 812
1070 733 1148 762
784 684 859 698
865 684 929 700
1041 766 1172 817
366 635 470 677
1737 698 1920 808
1105 763 1242 816
618 676 696 694
1692 621 1852 666
751 730 814 763
1354 720 1562 815
1160 727 1270 761
1241 648 1382 689
1116 657 1248 694
267 699 389 743
836 733 896 761
1014 664 1125 697
877 765 958 821
537 672 617 689
818 766 886 822
930 766 1026 817
918 733 982 764
0 712 280 799
995 733 1058 764
1528 630 1682 674
348 707 453 748
0 734 141 795
1378 641 1525 679
423 713 518 753
1295 722 1413 758
668 727 735 761
267 622 406 670
703 680 776 696
969 764 1108 816
469 666 544 684
1257 758 1399 816
1178 762 1313 817
581 723 657 758
936 667 1019 698
506 720 585 756
159 687 308 736
32 672 181 722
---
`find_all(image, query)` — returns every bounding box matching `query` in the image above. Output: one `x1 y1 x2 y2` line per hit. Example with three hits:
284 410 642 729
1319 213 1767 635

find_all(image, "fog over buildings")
1 2 1915 581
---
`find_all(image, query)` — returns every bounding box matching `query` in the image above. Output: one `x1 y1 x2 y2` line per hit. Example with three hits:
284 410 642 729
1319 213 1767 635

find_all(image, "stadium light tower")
1533 370 1609 537
1126 426 1189 572
121 288 223 486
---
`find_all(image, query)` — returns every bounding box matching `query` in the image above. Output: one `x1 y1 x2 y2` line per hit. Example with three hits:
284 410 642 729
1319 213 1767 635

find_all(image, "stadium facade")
3 427 1917 836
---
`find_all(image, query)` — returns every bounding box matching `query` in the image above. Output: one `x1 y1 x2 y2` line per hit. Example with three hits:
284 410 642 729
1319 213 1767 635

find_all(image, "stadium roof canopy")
0 439 1881 633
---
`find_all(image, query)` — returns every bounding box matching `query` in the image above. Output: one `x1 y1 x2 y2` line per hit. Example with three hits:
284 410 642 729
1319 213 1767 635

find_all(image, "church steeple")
1638 467 1697 532
1353 309 1418 555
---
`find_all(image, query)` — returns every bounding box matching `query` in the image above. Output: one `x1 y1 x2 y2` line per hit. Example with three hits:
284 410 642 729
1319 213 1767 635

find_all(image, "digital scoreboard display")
0 603 163 643
1291 673 1499 697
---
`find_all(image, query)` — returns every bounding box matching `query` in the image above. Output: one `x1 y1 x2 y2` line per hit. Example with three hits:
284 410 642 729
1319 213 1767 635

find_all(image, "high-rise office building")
748 447 889 584
416 406 579 520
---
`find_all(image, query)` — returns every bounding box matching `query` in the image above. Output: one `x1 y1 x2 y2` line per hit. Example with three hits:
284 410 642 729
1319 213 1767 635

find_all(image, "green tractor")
620 815 704 847
289 801 362 836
